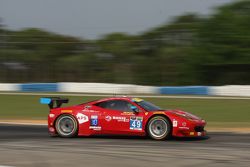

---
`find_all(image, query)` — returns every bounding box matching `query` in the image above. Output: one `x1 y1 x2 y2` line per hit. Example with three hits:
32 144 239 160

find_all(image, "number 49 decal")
130 117 143 130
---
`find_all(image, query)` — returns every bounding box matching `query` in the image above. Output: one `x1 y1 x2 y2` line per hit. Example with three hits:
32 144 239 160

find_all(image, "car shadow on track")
64 135 210 142
170 136 210 141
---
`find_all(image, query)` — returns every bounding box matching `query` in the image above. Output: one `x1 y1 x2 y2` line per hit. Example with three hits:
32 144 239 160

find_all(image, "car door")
94 99 145 135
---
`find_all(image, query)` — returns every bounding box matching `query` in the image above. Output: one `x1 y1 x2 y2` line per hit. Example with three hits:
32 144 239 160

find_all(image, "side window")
95 101 109 108
95 100 134 112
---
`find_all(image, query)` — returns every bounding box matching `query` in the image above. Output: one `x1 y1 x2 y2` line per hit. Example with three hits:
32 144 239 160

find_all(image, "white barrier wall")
58 82 132 94
0 83 18 91
1 82 250 96
58 82 158 94
133 85 159 94
210 85 250 97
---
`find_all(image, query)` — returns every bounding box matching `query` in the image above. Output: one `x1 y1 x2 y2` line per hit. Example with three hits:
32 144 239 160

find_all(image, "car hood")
156 109 202 120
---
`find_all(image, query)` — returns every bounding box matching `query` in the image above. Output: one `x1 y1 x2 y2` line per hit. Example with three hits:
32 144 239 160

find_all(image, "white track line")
0 92 250 99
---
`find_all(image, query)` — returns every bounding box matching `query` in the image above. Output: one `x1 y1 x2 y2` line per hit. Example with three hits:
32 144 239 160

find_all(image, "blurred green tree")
0 0 249 85
195 0 250 85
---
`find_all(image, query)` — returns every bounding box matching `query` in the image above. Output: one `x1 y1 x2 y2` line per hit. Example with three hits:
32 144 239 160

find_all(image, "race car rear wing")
40 97 69 109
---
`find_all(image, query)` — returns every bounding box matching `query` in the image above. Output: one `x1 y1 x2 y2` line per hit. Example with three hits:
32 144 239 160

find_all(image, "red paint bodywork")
47 97 206 137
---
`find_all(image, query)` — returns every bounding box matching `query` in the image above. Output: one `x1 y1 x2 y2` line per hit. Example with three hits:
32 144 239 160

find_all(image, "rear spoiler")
40 97 69 109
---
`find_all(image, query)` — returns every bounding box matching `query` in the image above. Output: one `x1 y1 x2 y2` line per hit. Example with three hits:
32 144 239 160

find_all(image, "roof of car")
89 96 144 104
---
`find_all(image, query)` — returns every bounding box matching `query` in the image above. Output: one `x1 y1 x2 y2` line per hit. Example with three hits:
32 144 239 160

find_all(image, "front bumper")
180 129 206 137
173 119 207 137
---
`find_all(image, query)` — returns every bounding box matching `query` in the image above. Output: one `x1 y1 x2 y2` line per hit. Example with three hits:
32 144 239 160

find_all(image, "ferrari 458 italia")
40 97 206 140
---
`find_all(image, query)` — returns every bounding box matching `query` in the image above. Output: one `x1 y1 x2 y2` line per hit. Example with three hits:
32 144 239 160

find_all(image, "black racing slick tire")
55 114 78 138
147 116 171 140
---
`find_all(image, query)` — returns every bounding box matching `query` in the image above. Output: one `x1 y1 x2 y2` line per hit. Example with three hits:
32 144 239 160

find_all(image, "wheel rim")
149 118 168 138
57 116 76 136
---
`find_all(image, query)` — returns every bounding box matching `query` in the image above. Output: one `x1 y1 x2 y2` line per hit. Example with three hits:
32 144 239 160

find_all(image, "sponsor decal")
49 113 55 118
145 112 148 116
153 111 165 114
61 110 72 113
89 126 102 131
190 132 195 136
85 105 91 109
82 108 99 113
182 122 187 127
49 127 55 132
179 127 189 130
76 113 89 124
91 115 98 119
113 116 129 122
90 115 98 126
197 132 202 136
173 119 178 127
105 115 112 122
121 112 135 116
130 117 143 130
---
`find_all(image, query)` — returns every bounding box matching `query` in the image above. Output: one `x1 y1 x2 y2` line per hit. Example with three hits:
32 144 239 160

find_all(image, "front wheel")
147 116 171 140
55 114 78 138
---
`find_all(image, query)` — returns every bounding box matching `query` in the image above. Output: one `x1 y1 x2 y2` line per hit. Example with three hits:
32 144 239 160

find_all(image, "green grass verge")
0 94 249 127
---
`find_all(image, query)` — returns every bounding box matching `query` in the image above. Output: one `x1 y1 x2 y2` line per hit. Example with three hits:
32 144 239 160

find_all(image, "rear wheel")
55 115 78 138
147 116 171 140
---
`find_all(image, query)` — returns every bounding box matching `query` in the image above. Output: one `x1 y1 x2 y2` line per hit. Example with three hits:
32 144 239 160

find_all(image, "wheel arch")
53 113 79 135
145 114 173 135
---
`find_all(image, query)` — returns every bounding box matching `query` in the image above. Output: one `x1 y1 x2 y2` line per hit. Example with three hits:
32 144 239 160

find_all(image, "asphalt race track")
0 124 250 167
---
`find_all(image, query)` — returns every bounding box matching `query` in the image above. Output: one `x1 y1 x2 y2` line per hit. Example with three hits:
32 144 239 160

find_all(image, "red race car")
40 97 206 140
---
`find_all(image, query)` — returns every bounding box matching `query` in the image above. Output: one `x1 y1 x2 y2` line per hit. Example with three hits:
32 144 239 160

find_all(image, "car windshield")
135 100 162 111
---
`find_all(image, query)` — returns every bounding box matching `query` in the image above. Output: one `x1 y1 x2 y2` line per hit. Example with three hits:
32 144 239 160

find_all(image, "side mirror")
130 106 139 113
